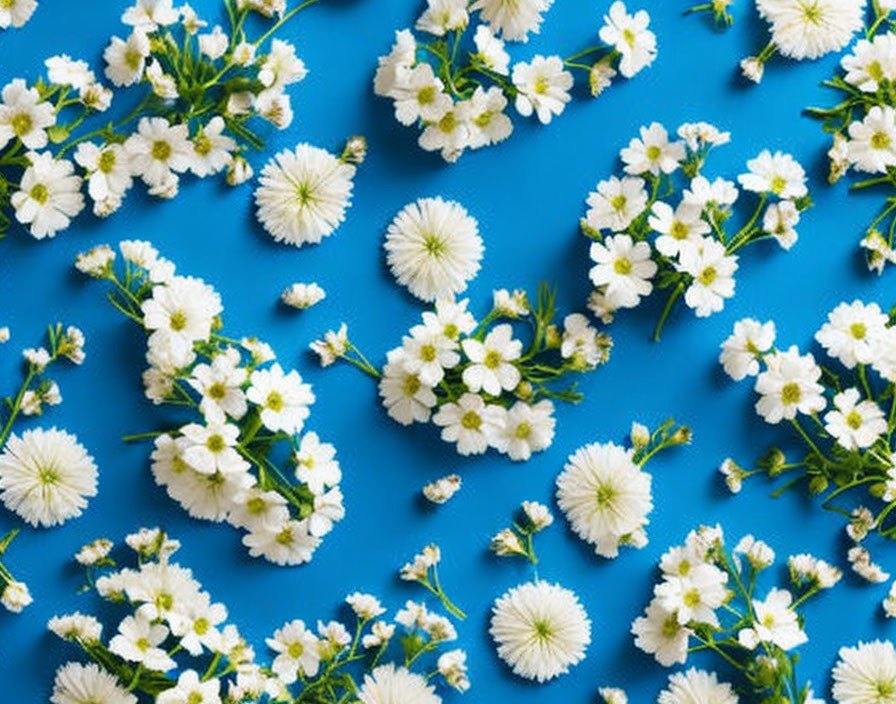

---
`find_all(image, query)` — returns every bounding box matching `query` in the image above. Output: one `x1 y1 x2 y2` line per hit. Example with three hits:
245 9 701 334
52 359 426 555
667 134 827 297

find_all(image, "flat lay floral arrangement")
3 1 896 704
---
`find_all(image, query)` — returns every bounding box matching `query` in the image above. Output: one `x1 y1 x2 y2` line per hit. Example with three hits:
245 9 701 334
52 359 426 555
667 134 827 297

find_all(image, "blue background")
1 0 894 700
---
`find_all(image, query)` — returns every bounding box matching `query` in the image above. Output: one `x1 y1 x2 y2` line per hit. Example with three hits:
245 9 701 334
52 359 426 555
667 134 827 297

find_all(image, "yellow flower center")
125 48 143 71
534 76 549 95
514 421 532 439
438 110 457 133
614 257 632 275
208 382 227 400
420 344 437 362
850 322 867 339
781 382 801 405
646 145 662 161
206 434 225 453
670 221 689 240
11 112 32 137
193 133 212 156
288 641 304 658
29 183 49 205
98 149 117 173
169 309 187 331
610 193 627 211
698 266 717 286
460 410 481 430
152 139 172 161
872 131 892 150
483 349 502 369
683 589 701 608
846 410 863 430
417 85 435 105
770 175 787 195
265 391 284 412
403 375 421 395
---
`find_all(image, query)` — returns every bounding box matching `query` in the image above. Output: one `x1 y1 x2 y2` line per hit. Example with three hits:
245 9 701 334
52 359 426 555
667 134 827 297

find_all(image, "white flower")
631 599 691 667
255 89 293 128
741 588 806 651
198 25 228 60
470 0 553 41
816 300 889 368
374 29 417 98
824 388 887 450
103 30 151 87
862 228 896 272
346 593 386 620
461 323 522 395
432 392 505 455
145 59 178 99
474 24 510 74
45 56 95 91
109 614 176 671
254 144 356 247
762 200 801 250
228 488 288 533
281 282 326 310
12 151 84 239
0 79 55 151
48 613 103 642
556 441 652 558
832 640 896 704
295 431 341 496
142 275 222 357
50 662 136 704
720 318 776 381
848 545 891 583
0 327 8 343
438 649 470 692
1 580 32 613
848 106 896 174
677 122 731 150
658 669 737 704
416 0 468 35
75 244 116 276
79 82 113 113
683 175 739 209
788 553 842 589
491 527 526 556
492 400 556 461
599 2 657 77
872 327 896 382
561 313 607 366
422 474 462 504
754 346 825 423
734 534 775 569
384 197 483 301
740 56 765 83
655 562 728 627
842 34 896 92
378 348 437 426
125 117 192 187
189 116 235 177
0 0 36 28
464 86 513 148
679 238 738 318
649 201 711 258
74 143 133 205
589 233 657 309
512 55 572 124
756 0 864 60
259 39 307 91
391 63 451 126
122 0 179 30
884 583 896 619
180 419 249 476
75 538 113 565
157 671 221 704
356 664 439 704
362 621 395 649
246 363 314 435
738 150 807 198
418 103 471 162
266 620 321 684
621 122 685 176
600 688 629 704
188 349 248 421
0 428 97 527
401 326 460 387
585 176 649 232
490 581 591 682
243 519 320 565
521 500 554 531
309 324 349 367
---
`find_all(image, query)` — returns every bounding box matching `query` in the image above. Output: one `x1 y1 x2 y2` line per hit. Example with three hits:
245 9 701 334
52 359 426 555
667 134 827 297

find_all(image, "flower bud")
341 135 367 165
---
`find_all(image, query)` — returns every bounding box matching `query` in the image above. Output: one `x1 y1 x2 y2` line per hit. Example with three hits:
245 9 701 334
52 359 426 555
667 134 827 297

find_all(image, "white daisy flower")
512 55 573 125
254 144 356 247
384 197 483 301
156 671 220 704
492 400 556 461
50 662 136 704
815 300 889 368
418 103 471 162
842 34 896 92
679 238 738 318
103 30 151 87
309 486 344 537
657 669 737 704
142 275 222 356
461 323 522 395
824 388 887 450
0 0 37 28
599 2 657 77
762 200 800 249
683 175 739 209
401 326 460 386
849 545 891 583
294 431 341 495
121 0 179 31
649 200 711 258
197 25 228 60
188 116 235 177
470 0 553 41
1 580 31 612
738 150 807 199
756 0 864 60
585 176 649 232
423 297 477 340
266 619 321 684
438 649 470 692
740 588 807 651
74 538 113 566
754 346 826 423
246 363 314 435
356 664 440 704
227 487 289 533
561 313 607 366
0 428 97 528
48 613 103 642
45 55 95 91
589 233 657 309
187 348 248 421
281 282 326 310
788 553 843 589
677 122 731 150
125 116 192 187
872 326 896 383
655 562 729 627
719 318 776 381
556 441 652 558
258 39 307 91
346 593 386 620
74 142 133 205
847 106 896 174
600 688 629 704
243 519 320 565
11 151 84 239
373 29 417 98
378 348 438 426
109 614 176 671
180 419 249 476
0 79 55 151
832 640 896 704
464 86 513 148
473 24 510 74
432 392 505 455
415 0 468 36
621 122 685 176
490 580 591 683
392 63 452 126
631 598 691 667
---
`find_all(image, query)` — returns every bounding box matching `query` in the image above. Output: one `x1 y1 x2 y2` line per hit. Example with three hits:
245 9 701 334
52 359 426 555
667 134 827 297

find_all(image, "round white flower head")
490 580 591 683
621 123 686 176
589 233 657 309
254 144 356 247
470 0 553 42
384 197 483 301
556 441 652 558
0 0 37 28
679 239 738 318
756 0 864 60
832 640 896 704
657 668 737 704
585 176 649 232
1 580 32 612
0 428 98 527
599 2 657 77
432 392 505 455
719 318 776 381
847 106 896 174
0 79 55 151
356 663 440 704
815 300 889 368
492 399 556 461
50 662 137 704
281 282 326 310
512 55 573 125
824 388 887 451
631 598 691 667
461 323 522 395
243 519 320 565
841 35 896 93
125 116 192 188
754 346 826 423
11 151 84 239
246 363 315 434
738 150 807 199
649 200 711 258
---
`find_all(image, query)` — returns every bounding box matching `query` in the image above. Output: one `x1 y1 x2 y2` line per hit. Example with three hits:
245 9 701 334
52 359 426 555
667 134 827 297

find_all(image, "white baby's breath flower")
422 474 462 504
281 282 326 310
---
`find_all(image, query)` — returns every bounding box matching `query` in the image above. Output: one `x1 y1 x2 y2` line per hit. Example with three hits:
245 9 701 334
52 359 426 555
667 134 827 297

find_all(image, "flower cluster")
0 0 328 240
0 530 31 613
556 419 690 558
400 543 467 620
719 302 896 569
582 120 812 340
373 0 656 162
809 2 896 273
50 527 470 703
77 241 344 565
0 0 36 30
488 501 591 683
313 286 612 458
0 322 96 528
632 524 839 702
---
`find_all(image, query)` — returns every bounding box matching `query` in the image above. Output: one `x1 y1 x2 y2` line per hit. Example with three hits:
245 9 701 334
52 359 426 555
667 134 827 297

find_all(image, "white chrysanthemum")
254 144 356 247
0 428 97 527
357 663 440 704
384 197 483 301
0 0 37 28
556 441 652 557
756 0 865 60
490 580 591 683
11 151 84 239
832 640 896 704
658 668 737 704
470 0 553 42
50 662 137 704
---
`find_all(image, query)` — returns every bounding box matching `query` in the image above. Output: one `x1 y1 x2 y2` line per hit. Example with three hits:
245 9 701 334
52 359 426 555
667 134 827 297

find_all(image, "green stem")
253 0 321 47
652 281 686 342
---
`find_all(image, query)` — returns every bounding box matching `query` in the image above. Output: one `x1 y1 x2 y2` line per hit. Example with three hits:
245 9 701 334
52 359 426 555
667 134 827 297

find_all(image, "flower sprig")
489 499 554 565
719 302 896 568
686 0 734 28
312 285 612 459
808 2 896 273
76 240 345 566
373 0 656 162
400 543 466 620
0 0 326 240
582 120 812 341
632 524 840 703
0 529 31 613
